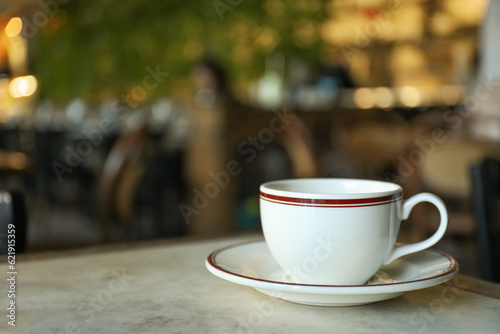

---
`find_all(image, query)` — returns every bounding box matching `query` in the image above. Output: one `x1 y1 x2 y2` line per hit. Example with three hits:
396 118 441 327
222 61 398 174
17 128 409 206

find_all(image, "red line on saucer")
206 240 459 288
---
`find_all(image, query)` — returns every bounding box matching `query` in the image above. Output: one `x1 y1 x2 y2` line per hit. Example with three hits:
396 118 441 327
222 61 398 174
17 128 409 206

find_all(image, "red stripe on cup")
260 191 401 208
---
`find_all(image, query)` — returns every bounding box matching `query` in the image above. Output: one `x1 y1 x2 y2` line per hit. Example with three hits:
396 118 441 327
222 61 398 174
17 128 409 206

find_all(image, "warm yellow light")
374 87 395 109
8 75 38 98
5 17 22 37
441 85 462 105
399 86 421 108
8 79 21 98
353 88 376 109
8 153 27 170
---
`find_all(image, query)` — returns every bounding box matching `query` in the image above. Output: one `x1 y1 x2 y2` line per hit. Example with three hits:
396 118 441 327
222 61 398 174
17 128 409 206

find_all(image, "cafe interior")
0 0 499 284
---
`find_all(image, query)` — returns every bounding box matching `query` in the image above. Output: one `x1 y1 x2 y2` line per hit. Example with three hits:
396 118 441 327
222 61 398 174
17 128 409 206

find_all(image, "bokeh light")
8 75 38 98
374 87 395 109
5 17 22 37
353 87 376 109
399 86 421 108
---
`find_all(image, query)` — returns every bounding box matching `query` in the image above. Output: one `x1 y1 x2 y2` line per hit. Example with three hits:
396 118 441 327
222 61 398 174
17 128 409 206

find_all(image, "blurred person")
191 57 233 109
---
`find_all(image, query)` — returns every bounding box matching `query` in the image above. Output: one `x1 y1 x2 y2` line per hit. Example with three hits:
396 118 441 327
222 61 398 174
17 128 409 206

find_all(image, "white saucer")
206 240 459 306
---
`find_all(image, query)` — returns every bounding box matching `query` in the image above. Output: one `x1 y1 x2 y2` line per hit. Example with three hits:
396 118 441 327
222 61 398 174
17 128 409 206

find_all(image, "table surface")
1 234 500 334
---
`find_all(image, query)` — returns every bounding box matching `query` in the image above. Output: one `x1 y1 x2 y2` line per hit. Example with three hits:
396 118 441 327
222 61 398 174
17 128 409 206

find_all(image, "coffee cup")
259 178 448 285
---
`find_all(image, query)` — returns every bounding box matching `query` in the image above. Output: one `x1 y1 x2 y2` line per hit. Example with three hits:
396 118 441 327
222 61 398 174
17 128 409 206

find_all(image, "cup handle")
383 193 448 265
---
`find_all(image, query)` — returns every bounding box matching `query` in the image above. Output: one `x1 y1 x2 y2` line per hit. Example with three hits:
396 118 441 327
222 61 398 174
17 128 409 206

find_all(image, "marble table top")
1 234 499 333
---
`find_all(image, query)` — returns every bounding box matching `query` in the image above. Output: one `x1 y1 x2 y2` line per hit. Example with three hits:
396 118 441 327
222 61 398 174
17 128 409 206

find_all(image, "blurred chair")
99 125 153 243
471 157 500 283
223 104 318 231
226 105 318 231
224 104 317 179
184 96 318 235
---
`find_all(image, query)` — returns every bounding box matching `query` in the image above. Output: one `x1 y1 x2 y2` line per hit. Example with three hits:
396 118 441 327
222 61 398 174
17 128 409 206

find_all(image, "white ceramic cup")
260 178 448 285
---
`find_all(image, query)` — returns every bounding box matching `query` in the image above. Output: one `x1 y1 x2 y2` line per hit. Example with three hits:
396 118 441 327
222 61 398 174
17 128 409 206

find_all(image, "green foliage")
33 0 330 103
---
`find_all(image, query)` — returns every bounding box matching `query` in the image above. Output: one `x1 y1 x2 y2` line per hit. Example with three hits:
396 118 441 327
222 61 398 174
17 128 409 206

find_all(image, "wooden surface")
1 234 499 333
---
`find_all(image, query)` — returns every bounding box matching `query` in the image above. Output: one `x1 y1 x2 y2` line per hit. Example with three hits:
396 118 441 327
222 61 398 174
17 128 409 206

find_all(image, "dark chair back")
99 125 152 243
471 157 500 282
0 191 27 254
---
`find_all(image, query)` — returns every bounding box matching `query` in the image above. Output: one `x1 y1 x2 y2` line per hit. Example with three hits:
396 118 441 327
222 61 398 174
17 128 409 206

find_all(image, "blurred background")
0 0 499 280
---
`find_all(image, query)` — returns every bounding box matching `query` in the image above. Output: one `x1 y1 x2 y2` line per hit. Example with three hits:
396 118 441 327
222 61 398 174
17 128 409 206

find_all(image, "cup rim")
260 178 402 200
